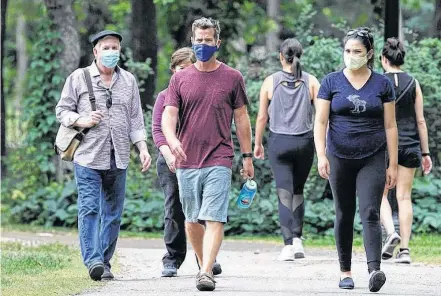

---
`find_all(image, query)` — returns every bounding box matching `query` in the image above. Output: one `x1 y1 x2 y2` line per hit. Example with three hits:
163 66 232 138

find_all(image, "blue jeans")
74 153 127 269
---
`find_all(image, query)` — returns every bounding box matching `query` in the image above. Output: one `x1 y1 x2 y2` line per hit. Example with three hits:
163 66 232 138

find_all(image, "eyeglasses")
105 89 112 109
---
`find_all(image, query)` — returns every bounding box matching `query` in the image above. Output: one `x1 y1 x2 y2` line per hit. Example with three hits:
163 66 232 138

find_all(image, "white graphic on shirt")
346 94 367 114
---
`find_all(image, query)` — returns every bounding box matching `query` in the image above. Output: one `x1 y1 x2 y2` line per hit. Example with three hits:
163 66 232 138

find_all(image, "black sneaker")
195 254 222 275
101 265 114 280
161 263 177 277
381 232 401 260
196 272 216 291
212 262 222 276
369 270 386 292
88 262 104 281
339 277 354 289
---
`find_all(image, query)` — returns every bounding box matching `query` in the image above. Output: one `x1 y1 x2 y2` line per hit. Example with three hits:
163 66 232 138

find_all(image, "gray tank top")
268 71 313 135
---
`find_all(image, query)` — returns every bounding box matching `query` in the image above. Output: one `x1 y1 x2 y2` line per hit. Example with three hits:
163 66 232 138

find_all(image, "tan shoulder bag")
54 68 96 162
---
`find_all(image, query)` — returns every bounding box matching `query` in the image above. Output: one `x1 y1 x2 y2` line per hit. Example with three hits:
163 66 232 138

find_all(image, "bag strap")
395 77 415 104
81 68 97 136
83 68 96 111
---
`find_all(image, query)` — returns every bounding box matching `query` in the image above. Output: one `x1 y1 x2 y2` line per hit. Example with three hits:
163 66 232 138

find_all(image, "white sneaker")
277 245 294 261
395 249 411 264
292 238 305 259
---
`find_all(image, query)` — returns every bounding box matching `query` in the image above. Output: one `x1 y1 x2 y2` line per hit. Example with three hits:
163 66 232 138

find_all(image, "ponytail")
280 38 303 79
291 56 302 80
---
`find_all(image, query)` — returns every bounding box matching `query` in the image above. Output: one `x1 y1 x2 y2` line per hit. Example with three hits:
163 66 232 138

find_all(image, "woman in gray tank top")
253 38 320 261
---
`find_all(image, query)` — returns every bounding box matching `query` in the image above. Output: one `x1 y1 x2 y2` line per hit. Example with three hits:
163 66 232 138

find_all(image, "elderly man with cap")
55 30 152 281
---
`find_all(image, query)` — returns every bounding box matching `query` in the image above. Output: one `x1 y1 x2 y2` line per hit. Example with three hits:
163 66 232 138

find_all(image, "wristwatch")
242 152 253 159
422 152 430 156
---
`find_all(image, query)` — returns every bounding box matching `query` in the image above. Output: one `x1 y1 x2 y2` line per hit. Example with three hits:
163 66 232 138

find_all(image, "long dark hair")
343 27 375 69
279 38 303 79
381 37 405 66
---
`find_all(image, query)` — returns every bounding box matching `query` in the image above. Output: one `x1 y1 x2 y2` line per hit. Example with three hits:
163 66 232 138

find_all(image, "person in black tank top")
379 38 432 264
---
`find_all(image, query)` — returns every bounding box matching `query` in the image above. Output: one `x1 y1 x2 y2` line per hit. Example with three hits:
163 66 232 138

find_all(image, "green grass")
1 223 77 234
0 242 102 296
3 223 440 264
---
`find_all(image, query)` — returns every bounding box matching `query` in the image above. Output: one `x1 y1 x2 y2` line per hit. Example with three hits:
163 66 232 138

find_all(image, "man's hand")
169 138 187 163
136 141 151 172
139 149 152 172
240 157 254 179
74 111 104 128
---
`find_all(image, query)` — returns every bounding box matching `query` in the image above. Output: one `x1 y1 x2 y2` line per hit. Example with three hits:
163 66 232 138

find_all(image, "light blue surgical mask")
101 50 120 68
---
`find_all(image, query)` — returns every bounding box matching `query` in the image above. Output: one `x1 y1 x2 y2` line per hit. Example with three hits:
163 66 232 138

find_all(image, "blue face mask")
192 44 218 62
101 50 120 68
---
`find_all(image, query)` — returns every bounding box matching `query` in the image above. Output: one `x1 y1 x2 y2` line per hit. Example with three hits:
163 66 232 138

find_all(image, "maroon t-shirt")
164 63 248 169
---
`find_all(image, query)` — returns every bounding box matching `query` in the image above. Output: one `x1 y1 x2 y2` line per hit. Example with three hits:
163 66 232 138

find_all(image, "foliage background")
1 0 440 238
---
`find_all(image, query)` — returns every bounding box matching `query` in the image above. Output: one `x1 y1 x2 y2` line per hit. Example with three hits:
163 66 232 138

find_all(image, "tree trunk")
44 0 80 76
1 0 7 178
79 0 112 68
266 0 280 53
44 0 80 182
434 0 441 38
132 0 157 110
384 0 401 40
14 15 27 142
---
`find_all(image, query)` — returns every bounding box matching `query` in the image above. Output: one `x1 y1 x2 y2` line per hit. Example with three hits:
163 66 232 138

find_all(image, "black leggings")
327 150 386 273
268 132 314 245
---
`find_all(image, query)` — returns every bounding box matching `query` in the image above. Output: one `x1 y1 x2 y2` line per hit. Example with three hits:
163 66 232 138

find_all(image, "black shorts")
398 146 421 168
386 145 421 169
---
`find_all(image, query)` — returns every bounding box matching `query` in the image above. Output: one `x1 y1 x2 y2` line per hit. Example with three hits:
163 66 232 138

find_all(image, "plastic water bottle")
236 179 257 209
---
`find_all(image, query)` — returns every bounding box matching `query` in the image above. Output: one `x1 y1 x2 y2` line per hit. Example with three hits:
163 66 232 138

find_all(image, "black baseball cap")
89 30 122 47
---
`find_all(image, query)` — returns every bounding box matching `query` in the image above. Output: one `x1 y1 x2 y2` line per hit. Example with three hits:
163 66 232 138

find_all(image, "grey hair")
94 36 121 50
191 17 221 40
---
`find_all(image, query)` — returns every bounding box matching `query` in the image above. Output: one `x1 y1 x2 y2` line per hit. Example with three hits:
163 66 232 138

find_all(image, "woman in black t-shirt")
379 38 432 265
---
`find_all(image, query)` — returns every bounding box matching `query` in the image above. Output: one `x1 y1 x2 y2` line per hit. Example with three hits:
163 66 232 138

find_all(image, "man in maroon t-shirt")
162 17 254 291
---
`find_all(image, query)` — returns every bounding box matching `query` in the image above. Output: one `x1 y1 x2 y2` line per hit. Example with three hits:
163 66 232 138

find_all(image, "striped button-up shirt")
55 62 146 170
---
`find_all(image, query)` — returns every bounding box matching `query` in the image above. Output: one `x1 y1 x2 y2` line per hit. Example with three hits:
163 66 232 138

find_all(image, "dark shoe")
196 272 216 291
381 232 401 260
339 277 354 289
212 262 222 276
88 262 104 281
369 270 386 292
101 266 114 280
162 263 177 277
195 254 222 276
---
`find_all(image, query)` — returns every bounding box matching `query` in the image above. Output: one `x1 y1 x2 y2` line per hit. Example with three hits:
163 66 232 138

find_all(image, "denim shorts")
176 166 232 223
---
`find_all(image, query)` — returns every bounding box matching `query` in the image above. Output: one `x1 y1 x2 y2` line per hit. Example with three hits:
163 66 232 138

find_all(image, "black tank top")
385 72 420 147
